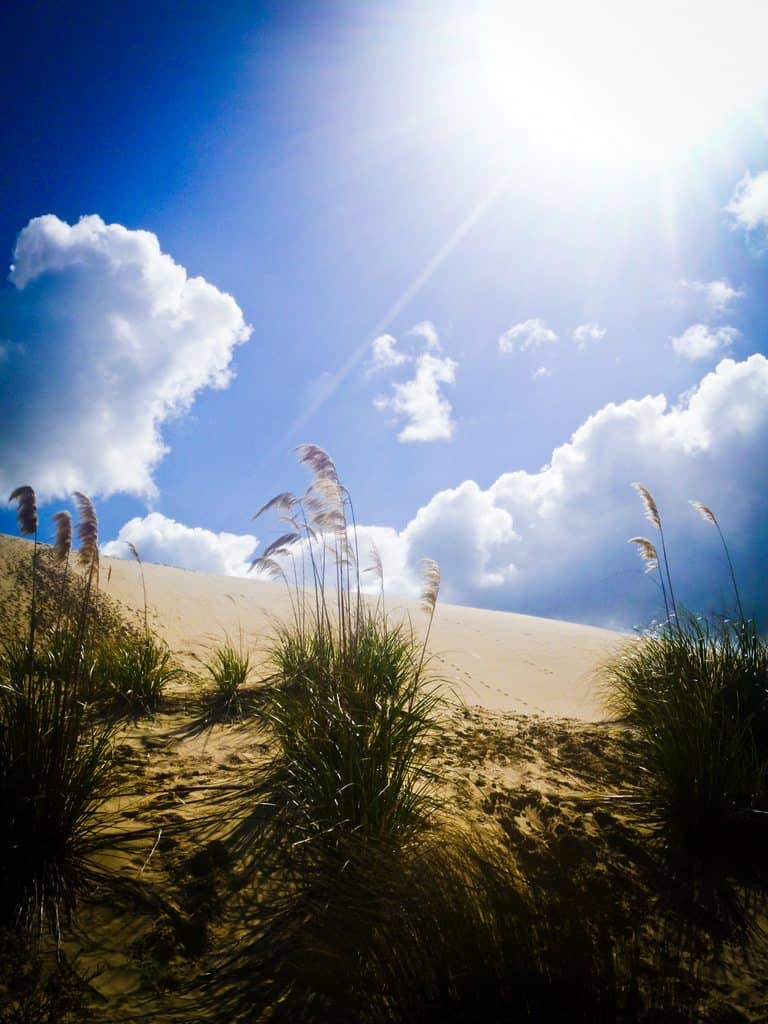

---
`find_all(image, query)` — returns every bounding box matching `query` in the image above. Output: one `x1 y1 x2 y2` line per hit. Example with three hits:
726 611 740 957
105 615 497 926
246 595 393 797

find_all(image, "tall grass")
0 488 120 938
612 486 768 838
244 445 443 856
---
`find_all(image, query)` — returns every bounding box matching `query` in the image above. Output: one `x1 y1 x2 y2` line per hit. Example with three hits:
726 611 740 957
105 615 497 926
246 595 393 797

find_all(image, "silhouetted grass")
607 616 768 837
0 628 118 938
616 486 768 842
95 631 183 716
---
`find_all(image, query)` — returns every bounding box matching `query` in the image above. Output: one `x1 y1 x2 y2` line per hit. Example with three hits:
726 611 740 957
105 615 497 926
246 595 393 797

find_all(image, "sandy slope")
95 549 626 721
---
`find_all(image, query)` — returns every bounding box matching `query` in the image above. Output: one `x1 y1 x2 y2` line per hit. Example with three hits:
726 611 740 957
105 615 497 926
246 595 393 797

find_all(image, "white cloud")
0 214 251 500
103 513 257 577
726 171 768 232
361 356 768 627
682 278 744 313
572 322 606 348
375 350 458 443
532 366 551 379
499 318 558 353
672 323 739 360
370 333 409 372
409 320 441 350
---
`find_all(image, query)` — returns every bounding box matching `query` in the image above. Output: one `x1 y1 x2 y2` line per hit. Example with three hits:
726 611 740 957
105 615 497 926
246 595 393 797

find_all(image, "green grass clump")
607 616 768 834
614 486 768 839
243 446 443 858
96 631 182 715
265 611 441 850
0 630 118 937
200 640 252 721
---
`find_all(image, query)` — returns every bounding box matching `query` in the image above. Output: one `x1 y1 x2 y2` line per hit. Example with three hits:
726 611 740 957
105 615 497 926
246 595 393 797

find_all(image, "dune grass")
94 630 182 716
198 639 252 721
1 488 121 939
613 486 768 840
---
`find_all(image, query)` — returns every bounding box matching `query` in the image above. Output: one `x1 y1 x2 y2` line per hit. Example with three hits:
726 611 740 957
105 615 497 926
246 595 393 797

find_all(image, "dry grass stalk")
253 492 297 520
8 486 38 536
294 443 339 482
72 492 99 570
630 483 677 629
52 511 72 563
419 559 441 615
690 500 745 624
632 483 661 531
690 501 717 527
629 537 659 574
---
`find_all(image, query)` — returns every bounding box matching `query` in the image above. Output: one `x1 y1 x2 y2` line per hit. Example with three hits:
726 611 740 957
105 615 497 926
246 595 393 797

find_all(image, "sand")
97 550 626 721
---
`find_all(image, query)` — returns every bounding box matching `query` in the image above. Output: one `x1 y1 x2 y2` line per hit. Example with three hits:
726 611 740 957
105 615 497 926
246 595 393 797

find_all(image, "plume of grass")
9 486 40 658
125 541 149 635
72 492 98 580
51 512 73 637
417 557 440 681
628 535 670 623
631 483 679 629
690 500 746 624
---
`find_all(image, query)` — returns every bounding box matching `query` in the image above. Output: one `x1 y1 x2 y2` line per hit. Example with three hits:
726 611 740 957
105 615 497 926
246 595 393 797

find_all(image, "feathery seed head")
690 500 718 527
126 541 142 564
631 483 661 531
9 485 38 536
294 443 339 482
73 491 99 569
261 532 301 560
628 536 659 573
253 492 297 520
52 510 72 562
419 558 441 614
365 543 384 586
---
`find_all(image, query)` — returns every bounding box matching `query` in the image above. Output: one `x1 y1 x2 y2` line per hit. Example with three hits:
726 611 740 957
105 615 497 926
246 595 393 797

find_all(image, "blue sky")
2 0 768 629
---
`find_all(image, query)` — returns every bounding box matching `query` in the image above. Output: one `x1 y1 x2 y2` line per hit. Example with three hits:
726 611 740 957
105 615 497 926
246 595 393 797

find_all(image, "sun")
441 0 768 169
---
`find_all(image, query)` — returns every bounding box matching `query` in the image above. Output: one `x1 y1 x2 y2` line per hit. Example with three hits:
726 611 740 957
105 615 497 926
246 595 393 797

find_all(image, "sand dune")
96 550 626 721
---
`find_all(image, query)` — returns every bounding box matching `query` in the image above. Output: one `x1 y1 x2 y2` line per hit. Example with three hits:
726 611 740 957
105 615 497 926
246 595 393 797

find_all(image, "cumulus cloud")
370 333 408 372
409 320 441 350
103 513 257 577
362 356 768 629
726 171 768 232
682 278 744 313
0 214 251 500
672 323 739 360
499 319 558 353
375 351 457 442
372 322 457 443
572 322 606 348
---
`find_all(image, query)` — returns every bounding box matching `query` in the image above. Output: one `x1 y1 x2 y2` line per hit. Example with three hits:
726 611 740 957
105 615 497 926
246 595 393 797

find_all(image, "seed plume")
631 483 661 531
52 510 72 562
419 558 441 615
365 543 384 587
629 536 659 573
690 500 718 527
294 443 339 482
9 485 38 536
73 492 99 569
253 492 296 520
